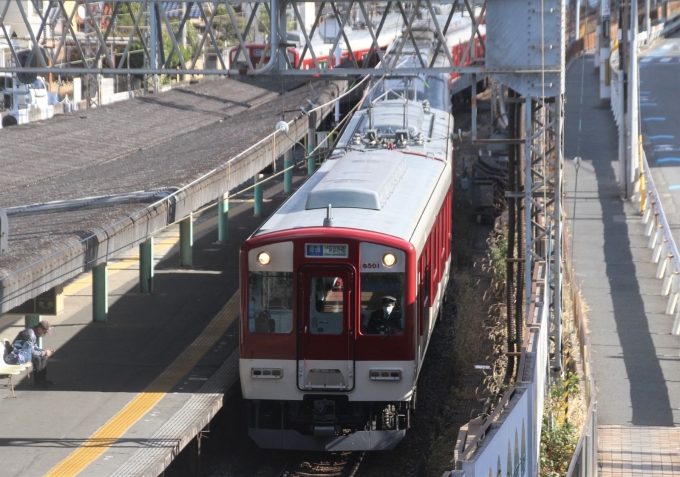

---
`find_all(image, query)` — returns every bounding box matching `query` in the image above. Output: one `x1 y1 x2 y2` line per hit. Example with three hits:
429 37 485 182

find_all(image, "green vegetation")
540 373 580 476
112 3 199 71
452 273 484 372
212 4 249 47
486 229 507 297
162 21 199 68
479 225 509 401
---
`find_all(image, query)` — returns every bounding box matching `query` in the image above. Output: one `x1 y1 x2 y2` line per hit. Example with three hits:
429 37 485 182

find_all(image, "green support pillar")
283 149 293 195
93 262 108 322
139 237 154 293
218 192 229 243
180 214 193 267
307 111 317 175
25 314 42 348
254 173 263 217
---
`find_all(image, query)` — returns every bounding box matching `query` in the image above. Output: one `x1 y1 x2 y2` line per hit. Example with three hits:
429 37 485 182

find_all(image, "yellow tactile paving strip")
599 425 680 476
44 292 240 477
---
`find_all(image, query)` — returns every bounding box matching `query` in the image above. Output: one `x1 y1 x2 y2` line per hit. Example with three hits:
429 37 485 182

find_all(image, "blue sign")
305 244 348 258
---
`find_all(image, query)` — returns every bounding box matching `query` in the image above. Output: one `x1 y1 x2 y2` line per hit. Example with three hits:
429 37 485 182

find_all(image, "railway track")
277 451 366 477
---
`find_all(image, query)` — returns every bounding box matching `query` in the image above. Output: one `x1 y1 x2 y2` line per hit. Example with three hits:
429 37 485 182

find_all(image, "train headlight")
257 252 271 266
382 253 397 268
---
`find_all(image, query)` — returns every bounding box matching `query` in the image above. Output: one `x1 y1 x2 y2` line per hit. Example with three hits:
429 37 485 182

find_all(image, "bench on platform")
1 339 32 398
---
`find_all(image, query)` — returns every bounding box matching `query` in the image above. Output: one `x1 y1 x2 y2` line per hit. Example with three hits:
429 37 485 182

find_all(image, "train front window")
310 277 344 335
248 272 293 333
360 273 405 335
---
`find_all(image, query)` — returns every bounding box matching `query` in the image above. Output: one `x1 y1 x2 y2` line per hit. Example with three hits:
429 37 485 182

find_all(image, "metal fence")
444 261 550 477
563 230 598 477
610 44 680 337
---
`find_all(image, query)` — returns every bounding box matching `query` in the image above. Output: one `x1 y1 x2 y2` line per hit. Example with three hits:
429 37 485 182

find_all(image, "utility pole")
181 3 187 49
277 0 288 73
575 0 581 44
645 0 651 43
599 0 611 101
619 0 630 198
628 0 639 200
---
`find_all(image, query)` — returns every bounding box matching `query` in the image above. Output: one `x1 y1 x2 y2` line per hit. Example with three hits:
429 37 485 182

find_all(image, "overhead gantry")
0 0 565 372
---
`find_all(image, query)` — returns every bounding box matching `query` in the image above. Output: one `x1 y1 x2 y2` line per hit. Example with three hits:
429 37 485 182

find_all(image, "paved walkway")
599 426 680 475
564 55 680 476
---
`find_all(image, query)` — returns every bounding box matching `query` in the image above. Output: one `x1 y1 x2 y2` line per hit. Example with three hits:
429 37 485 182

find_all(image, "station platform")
564 54 680 475
0 171 303 476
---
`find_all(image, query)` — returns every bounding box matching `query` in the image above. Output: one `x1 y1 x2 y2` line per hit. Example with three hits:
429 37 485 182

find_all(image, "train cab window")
360 273 405 335
248 272 293 333
310 277 345 335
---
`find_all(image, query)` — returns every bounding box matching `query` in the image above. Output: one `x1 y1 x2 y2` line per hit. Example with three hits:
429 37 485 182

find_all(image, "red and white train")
229 11 403 71
228 5 485 91
239 17 457 450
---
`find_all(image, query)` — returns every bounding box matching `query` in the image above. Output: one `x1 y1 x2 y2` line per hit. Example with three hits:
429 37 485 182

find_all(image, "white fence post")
656 242 669 277
673 310 680 335
662 257 675 294
645 216 659 248
667 272 680 314
642 193 653 224
652 228 665 262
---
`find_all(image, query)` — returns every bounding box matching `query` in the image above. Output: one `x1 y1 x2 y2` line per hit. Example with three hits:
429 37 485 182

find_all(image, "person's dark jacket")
366 309 402 334
13 327 47 358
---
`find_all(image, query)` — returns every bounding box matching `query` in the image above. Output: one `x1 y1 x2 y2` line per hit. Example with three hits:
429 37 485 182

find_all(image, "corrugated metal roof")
0 77 345 312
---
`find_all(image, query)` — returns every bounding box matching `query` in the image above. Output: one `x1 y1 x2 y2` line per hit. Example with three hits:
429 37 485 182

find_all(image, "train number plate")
305 244 348 258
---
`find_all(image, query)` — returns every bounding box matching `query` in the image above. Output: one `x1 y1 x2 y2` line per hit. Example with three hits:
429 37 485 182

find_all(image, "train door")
297 265 355 391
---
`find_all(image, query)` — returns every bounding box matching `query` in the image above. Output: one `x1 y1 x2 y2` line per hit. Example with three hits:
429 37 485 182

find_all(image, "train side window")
248 272 293 333
360 273 405 335
310 277 344 335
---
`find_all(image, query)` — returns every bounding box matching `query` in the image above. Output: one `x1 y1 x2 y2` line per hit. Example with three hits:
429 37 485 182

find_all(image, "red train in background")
228 5 485 89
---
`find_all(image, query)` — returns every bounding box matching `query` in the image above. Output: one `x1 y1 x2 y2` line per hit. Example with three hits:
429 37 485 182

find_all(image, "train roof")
254 100 452 246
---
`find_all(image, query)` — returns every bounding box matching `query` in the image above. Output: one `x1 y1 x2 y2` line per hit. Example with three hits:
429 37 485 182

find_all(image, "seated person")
366 296 402 335
254 310 276 333
5 320 54 387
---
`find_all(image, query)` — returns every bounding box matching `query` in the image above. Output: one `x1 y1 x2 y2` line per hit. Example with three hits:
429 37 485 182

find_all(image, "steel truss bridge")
0 0 565 422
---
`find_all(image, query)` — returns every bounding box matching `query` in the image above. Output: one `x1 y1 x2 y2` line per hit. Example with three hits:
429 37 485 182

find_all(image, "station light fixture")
382 252 397 268
257 251 271 266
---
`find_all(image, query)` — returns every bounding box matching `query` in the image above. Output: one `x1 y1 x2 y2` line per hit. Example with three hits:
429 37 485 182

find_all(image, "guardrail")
563 230 598 476
609 39 680 336
640 153 680 335
443 261 550 477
